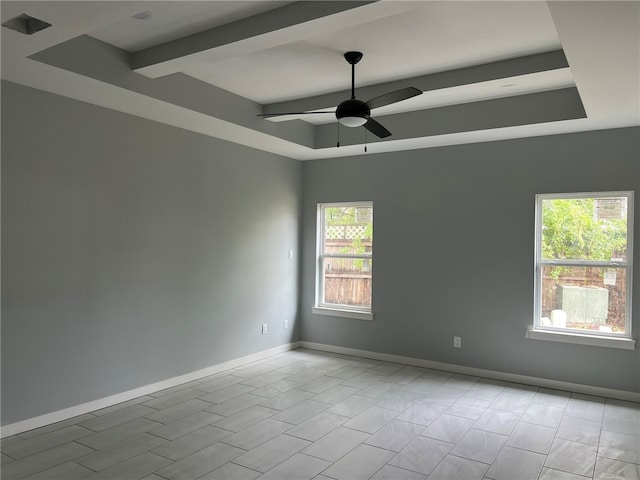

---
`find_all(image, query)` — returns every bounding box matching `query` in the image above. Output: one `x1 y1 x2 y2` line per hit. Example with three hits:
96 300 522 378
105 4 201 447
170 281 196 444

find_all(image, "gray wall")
2 80 638 428
301 127 640 393
1 81 302 425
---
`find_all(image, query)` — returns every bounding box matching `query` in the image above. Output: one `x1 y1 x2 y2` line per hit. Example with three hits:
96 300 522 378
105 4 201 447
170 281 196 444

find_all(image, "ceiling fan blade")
365 87 422 110
364 118 391 138
257 111 335 118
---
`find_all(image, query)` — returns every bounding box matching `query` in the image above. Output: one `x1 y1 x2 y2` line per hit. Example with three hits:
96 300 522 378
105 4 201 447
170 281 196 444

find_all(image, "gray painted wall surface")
301 127 640 393
1 82 302 425
2 80 638 428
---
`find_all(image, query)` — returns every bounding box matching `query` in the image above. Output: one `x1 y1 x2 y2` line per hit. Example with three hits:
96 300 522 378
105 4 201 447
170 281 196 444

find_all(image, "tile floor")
1 348 639 480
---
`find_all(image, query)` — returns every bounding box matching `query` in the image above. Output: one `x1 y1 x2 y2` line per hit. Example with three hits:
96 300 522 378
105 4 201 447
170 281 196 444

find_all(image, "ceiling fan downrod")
344 51 363 99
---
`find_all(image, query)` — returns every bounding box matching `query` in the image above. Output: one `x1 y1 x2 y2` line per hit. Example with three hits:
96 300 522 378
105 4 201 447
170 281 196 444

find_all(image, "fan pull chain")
364 128 368 153
337 122 341 148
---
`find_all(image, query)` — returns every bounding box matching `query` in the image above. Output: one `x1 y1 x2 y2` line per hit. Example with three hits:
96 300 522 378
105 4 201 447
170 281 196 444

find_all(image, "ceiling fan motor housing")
336 99 370 126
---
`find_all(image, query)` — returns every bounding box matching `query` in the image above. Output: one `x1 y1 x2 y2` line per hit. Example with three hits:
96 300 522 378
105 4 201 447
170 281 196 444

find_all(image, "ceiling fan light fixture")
339 116 368 127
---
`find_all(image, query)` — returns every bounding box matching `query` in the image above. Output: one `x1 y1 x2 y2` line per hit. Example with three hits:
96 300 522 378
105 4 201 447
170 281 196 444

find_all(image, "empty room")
1 1 639 479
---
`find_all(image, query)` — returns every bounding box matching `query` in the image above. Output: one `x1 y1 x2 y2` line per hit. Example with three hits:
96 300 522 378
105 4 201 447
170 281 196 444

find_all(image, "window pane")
322 257 372 308
541 197 627 261
540 265 627 334
324 206 373 255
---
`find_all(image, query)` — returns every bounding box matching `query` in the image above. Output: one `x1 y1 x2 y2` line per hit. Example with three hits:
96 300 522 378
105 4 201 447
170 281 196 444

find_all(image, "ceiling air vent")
2 14 51 35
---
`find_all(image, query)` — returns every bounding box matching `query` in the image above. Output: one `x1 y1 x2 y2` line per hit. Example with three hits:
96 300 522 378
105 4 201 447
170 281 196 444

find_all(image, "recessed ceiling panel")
181 1 561 103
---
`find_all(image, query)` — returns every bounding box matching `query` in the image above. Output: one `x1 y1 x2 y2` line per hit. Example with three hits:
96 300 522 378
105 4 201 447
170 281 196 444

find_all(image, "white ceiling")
2 1 639 160
166 1 561 103
90 1 294 54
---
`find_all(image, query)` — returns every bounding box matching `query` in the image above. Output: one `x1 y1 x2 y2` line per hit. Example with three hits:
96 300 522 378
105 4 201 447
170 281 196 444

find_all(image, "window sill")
526 329 636 350
312 307 373 321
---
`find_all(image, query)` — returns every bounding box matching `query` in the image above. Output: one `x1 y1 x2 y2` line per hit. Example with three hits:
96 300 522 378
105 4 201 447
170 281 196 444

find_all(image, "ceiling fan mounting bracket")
344 51 363 65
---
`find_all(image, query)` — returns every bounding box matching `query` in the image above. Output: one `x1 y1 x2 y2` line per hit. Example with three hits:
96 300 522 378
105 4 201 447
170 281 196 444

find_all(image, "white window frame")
313 201 373 321
528 191 635 350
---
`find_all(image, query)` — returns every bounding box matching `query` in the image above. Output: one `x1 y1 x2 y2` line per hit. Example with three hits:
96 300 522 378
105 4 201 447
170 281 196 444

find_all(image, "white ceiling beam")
30 35 316 148
261 50 570 116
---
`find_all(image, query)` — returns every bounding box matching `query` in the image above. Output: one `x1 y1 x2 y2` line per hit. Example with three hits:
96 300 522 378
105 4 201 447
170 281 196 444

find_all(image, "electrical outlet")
262 324 268 335
284 319 288 330
453 336 462 348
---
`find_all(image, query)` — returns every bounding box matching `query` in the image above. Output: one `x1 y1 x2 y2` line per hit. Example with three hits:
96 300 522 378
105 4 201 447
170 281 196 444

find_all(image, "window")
313 202 373 320
530 192 635 349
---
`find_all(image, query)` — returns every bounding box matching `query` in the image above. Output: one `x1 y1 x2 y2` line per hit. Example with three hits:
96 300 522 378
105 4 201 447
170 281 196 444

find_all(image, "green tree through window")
542 198 627 262
535 193 632 337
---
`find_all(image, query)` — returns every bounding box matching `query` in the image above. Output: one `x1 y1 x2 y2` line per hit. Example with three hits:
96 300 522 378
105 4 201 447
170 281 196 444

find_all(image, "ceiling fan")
258 51 422 139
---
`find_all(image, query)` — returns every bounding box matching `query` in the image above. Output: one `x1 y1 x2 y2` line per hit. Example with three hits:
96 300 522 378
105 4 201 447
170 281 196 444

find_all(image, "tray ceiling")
2 1 638 160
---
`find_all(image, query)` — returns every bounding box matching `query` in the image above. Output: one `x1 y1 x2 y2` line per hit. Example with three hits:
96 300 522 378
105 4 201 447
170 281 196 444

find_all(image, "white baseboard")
4 339 637 438
300 341 640 403
1 342 301 438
